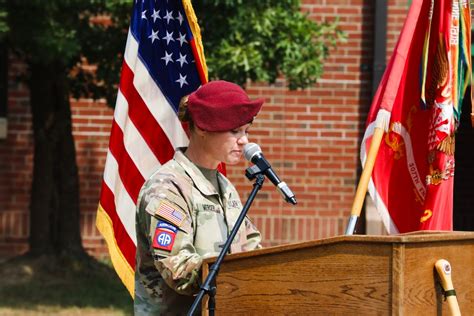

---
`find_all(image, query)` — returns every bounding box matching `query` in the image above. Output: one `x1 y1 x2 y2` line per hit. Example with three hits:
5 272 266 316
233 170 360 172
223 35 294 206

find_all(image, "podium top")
203 230 474 264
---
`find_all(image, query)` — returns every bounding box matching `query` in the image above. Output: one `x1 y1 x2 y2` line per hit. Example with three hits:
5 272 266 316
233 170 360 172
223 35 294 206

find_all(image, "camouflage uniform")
135 148 262 315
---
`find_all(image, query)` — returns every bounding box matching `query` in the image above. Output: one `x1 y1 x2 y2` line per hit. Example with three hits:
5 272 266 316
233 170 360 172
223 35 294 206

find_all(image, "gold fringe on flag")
96 205 135 297
182 0 208 82
437 134 455 156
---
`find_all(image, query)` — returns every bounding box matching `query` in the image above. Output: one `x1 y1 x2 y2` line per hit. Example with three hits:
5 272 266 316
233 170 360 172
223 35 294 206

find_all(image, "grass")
0 254 133 315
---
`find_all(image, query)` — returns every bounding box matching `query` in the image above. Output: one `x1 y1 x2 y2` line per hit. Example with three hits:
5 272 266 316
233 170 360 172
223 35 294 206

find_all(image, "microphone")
244 143 297 205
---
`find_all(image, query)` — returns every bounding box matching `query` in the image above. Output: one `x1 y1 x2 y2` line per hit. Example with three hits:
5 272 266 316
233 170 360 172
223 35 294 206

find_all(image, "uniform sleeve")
139 175 201 296
242 216 263 251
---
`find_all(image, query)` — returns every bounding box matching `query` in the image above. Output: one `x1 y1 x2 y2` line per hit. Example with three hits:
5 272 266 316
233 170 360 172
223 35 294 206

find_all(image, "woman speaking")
134 80 264 315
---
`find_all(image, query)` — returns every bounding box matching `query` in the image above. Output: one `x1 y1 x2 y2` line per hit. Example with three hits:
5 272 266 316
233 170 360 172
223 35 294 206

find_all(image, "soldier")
135 80 264 315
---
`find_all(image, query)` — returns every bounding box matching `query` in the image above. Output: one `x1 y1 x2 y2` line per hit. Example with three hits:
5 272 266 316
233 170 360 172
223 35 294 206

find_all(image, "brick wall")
0 59 31 255
73 99 114 257
0 0 411 257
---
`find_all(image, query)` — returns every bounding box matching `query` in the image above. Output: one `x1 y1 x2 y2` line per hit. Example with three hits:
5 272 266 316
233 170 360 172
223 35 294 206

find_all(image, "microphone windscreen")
244 143 262 162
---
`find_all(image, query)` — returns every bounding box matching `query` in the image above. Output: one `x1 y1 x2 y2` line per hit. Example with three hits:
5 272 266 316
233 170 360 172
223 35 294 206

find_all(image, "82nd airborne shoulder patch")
152 221 177 251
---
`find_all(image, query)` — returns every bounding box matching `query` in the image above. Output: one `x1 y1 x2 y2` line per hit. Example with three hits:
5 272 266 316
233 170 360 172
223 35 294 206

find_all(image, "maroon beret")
187 80 264 132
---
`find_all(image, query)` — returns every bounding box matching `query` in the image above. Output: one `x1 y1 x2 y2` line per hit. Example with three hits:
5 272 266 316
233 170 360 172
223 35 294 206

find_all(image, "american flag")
96 0 207 296
155 200 185 227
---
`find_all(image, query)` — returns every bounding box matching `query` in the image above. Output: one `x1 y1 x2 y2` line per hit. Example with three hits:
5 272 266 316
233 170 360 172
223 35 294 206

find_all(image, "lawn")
0 254 133 315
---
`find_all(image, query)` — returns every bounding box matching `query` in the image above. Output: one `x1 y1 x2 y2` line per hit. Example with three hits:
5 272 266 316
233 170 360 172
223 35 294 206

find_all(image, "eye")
230 125 251 137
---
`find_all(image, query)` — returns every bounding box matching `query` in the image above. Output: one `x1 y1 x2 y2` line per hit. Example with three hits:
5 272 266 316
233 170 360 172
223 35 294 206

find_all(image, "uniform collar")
174 148 220 196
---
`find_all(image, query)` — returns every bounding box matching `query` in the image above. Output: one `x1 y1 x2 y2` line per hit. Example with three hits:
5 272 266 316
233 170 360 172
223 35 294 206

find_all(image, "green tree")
5 1 104 258
4 0 343 258
0 0 7 37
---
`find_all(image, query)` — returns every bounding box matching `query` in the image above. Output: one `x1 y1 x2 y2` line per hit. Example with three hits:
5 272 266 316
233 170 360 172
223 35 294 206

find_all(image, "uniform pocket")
193 198 227 257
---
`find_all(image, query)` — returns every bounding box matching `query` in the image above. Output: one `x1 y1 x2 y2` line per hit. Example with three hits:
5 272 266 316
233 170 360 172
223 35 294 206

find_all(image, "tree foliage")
194 0 344 89
0 0 7 37
7 1 97 66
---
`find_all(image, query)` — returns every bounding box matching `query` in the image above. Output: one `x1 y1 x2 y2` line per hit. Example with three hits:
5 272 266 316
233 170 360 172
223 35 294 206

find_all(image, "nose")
238 134 249 145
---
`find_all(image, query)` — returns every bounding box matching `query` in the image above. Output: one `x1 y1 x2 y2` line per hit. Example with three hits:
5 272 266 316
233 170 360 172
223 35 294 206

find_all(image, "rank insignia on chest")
152 222 177 251
155 200 186 227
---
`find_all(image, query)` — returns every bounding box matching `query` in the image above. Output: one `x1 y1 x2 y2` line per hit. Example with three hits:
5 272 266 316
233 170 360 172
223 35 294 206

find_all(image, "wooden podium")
201 231 474 315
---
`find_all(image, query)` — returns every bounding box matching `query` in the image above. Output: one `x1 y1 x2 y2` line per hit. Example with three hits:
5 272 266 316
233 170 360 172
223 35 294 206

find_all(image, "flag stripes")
109 120 146 203
114 91 161 177
100 181 137 266
102 150 138 244
119 62 177 164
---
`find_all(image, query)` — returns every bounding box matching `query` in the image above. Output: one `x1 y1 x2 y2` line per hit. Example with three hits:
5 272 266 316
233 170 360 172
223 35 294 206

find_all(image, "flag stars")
177 32 187 46
176 74 188 88
177 53 188 67
176 12 184 25
148 29 160 43
163 10 174 24
162 31 175 45
161 51 174 65
141 10 147 20
151 9 161 22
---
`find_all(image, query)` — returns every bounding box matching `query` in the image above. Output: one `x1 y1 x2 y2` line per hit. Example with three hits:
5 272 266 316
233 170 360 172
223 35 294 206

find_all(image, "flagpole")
345 109 389 235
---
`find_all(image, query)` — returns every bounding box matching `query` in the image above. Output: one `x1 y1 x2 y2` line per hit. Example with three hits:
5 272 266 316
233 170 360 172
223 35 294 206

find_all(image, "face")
199 123 251 166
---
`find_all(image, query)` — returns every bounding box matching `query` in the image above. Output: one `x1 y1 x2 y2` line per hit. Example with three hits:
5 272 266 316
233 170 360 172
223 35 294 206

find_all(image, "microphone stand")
187 167 265 316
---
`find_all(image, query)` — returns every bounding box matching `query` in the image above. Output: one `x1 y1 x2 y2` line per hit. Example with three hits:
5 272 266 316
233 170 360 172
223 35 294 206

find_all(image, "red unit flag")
362 0 471 233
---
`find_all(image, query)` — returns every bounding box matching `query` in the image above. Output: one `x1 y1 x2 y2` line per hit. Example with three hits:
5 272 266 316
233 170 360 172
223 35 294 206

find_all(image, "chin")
225 157 241 165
